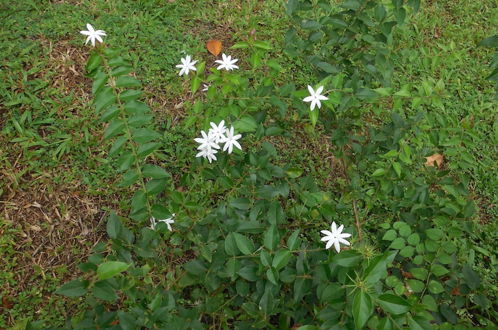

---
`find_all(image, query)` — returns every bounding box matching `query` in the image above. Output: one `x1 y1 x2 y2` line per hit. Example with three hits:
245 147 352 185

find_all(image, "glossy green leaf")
377 294 411 315
352 290 373 329
97 261 130 280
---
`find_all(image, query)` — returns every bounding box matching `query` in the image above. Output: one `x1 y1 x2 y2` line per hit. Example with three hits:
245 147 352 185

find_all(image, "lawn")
0 0 496 328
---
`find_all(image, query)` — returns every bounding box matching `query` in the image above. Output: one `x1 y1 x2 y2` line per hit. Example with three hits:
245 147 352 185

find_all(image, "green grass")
0 0 496 327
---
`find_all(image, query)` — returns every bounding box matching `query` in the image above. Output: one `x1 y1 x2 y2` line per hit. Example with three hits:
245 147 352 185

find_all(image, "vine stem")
340 154 363 241
96 48 154 220
352 199 363 241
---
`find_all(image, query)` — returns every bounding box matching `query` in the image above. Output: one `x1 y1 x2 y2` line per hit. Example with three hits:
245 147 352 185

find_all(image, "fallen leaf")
402 270 414 279
425 153 444 168
2 296 14 309
206 40 222 56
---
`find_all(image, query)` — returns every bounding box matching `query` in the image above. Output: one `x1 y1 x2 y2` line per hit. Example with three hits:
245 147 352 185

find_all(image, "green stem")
97 48 154 220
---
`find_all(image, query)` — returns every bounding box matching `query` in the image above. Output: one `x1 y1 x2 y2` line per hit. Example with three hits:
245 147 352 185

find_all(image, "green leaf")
104 120 125 140
191 76 202 93
287 229 300 250
118 169 139 187
356 88 379 100
309 107 319 127
55 279 87 297
111 66 133 77
389 237 405 250
377 294 411 315
142 164 170 179
382 229 397 241
352 290 373 329
100 105 120 122
109 136 128 156
316 62 338 73
332 250 362 267
120 89 142 102
86 52 102 73
230 198 250 210
97 261 130 280
286 0 299 15
342 0 360 10
260 250 272 267
407 233 420 246
146 178 168 195
253 40 272 50
234 115 258 133
286 167 303 178
462 265 480 289
392 162 402 177
137 142 161 158
233 233 254 255
266 268 278 285
479 35 498 48
132 128 162 144
263 225 279 251
184 259 207 276
116 76 141 88
399 246 414 258
428 280 445 294
431 264 449 277
224 233 239 256
363 252 394 285
272 250 292 270
92 71 108 95
92 280 117 302
422 295 438 312
94 87 116 113
426 228 443 241
371 168 387 177
106 212 122 239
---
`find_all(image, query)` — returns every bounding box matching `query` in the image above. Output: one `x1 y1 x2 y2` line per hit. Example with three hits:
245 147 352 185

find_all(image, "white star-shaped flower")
303 85 328 111
80 24 106 47
195 130 220 151
215 53 239 71
221 126 242 154
321 221 351 253
208 120 227 144
150 214 175 231
196 147 218 163
176 55 198 76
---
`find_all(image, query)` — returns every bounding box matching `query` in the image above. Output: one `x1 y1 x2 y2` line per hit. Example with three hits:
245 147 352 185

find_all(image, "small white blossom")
215 53 239 71
176 55 198 76
194 130 220 151
221 126 242 154
321 221 351 253
208 120 227 144
202 84 210 92
150 214 175 231
80 23 106 47
196 147 218 163
303 85 328 111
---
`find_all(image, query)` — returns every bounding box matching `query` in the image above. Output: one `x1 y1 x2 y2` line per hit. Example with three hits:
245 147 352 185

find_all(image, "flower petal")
321 230 333 236
338 238 350 246
334 240 341 253
325 239 334 250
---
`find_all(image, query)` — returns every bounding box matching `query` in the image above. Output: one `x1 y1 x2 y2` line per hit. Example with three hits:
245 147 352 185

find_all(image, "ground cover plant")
0 0 496 329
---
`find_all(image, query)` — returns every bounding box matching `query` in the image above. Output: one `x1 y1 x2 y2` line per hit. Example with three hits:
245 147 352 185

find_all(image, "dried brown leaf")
206 39 222 56
425 153 444 168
